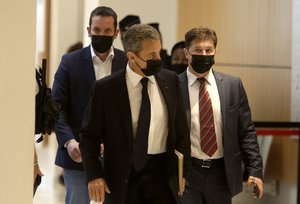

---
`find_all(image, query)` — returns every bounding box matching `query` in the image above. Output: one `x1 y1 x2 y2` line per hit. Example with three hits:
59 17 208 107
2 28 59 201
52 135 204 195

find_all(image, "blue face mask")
135 55 162 76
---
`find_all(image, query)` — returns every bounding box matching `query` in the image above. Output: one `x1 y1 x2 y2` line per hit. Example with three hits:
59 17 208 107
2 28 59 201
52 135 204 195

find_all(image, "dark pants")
180 158 232 204
125 154 176 204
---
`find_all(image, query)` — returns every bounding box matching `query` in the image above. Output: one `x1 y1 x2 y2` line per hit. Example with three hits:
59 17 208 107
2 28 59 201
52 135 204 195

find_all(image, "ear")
113 28 119 40
87 26 91 37
127 51 135 61
183 48 189 58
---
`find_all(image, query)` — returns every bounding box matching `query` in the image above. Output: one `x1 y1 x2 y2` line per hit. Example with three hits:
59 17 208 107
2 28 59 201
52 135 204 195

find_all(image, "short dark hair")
185 26 217 49
119 15 140 31
171 41 185 56
89 6 118 29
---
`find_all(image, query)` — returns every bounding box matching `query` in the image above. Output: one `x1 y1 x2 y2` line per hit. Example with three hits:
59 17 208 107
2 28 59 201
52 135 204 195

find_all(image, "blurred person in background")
170 41 188 74
119 15 140 46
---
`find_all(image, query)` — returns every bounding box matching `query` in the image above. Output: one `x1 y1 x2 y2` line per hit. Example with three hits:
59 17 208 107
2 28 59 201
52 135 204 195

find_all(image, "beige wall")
178 0 292 122
49 0 84 87
95 0 178 52
291 0 300 121
0 1 36 203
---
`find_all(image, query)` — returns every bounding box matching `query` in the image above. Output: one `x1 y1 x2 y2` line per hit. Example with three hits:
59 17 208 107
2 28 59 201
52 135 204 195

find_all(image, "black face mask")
135 55 162 76
191 55 215 74
171 64 188 74
91 35 113 53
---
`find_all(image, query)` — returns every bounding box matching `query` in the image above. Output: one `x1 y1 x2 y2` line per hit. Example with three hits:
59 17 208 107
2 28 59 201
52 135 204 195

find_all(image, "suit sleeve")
52 55 75 148
79 82 104 182
238 80 263 179
174 74 191 178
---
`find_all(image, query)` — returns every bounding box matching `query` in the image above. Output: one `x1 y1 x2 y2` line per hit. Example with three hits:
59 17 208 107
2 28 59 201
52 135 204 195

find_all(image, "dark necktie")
132 78 151 171
197 78 217 157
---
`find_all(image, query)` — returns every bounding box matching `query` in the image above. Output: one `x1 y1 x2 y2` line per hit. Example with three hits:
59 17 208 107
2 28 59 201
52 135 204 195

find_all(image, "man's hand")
34 148 44 182
66 139 82 162
247 176 263 199
34 163 44 183
88 178 111 203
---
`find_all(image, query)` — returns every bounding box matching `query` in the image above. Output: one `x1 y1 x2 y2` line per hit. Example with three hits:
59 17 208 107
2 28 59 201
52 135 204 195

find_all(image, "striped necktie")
197 78 217 157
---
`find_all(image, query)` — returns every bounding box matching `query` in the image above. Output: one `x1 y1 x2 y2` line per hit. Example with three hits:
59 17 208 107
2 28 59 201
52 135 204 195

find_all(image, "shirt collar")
126 64 155 87
187 67 214 87
90 45 115 61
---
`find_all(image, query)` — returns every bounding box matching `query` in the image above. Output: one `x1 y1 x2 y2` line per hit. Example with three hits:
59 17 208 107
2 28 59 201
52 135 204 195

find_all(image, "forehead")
190 38 215 48
173 48 185 56
90 15 115 28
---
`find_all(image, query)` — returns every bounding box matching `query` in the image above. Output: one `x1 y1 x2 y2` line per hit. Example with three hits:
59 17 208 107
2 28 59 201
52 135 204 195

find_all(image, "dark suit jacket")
80 68 191 204
52 46 128 170
179 70 263 196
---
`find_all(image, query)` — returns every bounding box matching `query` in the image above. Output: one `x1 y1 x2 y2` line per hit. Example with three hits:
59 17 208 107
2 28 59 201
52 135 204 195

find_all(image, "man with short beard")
52 6 127 204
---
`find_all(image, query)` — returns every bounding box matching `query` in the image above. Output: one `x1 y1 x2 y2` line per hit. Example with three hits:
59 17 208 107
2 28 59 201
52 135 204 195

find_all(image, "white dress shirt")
187 68 224 159
90 46 114 80
126 64 168 154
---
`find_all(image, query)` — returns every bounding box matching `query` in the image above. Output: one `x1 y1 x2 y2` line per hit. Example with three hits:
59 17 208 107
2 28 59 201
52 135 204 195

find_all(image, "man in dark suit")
52 6 127 204
178 26 264 204
79 24 191 204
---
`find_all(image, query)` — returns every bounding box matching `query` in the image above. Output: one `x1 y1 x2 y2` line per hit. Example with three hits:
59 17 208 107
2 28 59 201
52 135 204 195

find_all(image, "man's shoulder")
95 69 124 86
213 70 241 82
113 48 127 58
62 46 90 60
178 71 187 82
159 68 177 78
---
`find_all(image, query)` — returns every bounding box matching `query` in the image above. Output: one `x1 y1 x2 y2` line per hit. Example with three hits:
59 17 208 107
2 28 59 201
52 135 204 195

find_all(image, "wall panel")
178 0 292 68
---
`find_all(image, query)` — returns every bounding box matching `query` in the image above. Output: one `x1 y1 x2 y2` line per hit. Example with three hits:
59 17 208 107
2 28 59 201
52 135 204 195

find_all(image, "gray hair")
123 24 161 54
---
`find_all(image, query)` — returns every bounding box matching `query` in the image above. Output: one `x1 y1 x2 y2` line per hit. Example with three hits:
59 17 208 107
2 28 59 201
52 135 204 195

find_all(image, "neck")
129 61 146 77
95 48 111 61
188 66 209 78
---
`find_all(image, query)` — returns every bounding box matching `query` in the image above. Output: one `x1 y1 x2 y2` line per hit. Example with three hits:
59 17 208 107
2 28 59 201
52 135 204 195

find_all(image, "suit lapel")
115 70 134 147
213 71 226 137
179 71 191 128
111 48 121 73
81 46 96 88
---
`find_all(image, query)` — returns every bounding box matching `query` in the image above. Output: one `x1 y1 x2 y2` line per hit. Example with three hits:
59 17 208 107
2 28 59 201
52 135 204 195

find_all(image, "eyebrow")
194 45 214 48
